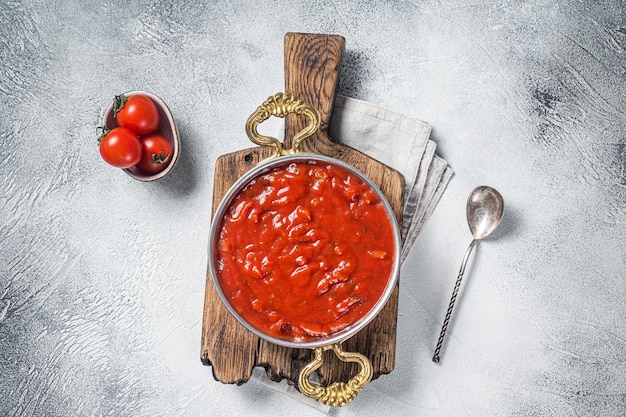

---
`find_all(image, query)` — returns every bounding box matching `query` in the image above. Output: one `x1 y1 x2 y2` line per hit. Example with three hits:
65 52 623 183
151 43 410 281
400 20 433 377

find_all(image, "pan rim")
208 153 401 349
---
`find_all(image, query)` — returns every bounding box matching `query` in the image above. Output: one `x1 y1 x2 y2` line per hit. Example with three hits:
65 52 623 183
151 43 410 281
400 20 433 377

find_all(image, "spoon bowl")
432 185 504 363
467 186 504 239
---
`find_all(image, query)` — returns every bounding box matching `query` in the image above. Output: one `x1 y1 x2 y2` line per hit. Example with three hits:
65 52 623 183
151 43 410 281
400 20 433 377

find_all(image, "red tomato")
113 94 159 135
98 127 142 168
136 133 173 174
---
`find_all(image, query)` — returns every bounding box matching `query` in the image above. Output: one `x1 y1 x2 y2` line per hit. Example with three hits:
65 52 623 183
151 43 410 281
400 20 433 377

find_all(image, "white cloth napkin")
329 95 453 263
250 96 452 412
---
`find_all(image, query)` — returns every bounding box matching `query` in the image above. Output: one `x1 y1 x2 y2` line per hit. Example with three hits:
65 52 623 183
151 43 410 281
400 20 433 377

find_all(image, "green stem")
151 152 170 164
96 126 110 143
112 94 128 117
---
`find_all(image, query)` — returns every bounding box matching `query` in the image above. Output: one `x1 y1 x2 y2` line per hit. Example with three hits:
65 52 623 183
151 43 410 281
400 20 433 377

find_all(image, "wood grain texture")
201 32 405 389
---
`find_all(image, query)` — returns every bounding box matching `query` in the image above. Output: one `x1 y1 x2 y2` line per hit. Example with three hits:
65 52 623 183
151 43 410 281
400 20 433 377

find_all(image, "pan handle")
298 343 373 407
245 92 320 156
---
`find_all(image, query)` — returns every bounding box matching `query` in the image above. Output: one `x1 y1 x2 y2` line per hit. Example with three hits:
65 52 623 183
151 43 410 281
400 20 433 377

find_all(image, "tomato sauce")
215 161 396 342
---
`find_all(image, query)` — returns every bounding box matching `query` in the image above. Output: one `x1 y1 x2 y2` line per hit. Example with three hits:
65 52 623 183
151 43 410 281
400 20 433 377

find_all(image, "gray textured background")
1 1 625 416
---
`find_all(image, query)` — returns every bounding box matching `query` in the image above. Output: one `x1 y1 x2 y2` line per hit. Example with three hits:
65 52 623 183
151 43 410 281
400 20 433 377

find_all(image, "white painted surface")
1 1 625 416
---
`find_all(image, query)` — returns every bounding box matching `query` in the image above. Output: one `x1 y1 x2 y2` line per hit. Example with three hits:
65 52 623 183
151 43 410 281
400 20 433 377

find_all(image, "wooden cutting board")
201 32 405 391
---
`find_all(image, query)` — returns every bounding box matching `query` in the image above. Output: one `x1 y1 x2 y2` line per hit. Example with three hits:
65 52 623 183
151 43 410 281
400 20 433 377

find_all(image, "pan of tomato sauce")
210 154 400 346
207 93 401 406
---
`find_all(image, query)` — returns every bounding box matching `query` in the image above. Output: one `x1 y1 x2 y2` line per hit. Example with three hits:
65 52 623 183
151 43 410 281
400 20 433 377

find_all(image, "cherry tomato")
98 127 142 168
113 94 159 135
135 133 173 174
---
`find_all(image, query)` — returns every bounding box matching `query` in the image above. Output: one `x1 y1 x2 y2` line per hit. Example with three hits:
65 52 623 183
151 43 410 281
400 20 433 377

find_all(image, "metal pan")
208 93 401 406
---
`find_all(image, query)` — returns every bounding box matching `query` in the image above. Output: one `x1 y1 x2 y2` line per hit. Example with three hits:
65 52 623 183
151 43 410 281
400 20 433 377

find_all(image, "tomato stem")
151 151 171 164
112 94 128 117
96 125 110 143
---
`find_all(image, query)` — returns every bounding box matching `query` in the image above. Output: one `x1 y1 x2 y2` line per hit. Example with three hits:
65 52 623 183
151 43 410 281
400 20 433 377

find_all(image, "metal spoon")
432 186 504 363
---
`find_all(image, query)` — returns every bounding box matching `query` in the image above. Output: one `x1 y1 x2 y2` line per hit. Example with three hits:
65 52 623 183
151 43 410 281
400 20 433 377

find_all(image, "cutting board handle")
284 32 345 149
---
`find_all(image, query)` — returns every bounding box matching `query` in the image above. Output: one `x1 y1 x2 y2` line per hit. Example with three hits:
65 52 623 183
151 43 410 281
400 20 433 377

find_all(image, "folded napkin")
249 96 453 411
329 95 453 262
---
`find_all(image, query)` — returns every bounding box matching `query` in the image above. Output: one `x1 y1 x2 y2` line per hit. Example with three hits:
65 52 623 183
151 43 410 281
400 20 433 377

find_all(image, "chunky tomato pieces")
215 162 396 342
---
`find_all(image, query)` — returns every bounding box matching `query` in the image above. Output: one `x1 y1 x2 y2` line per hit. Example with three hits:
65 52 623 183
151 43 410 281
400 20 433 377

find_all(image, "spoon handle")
432 239 478 363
